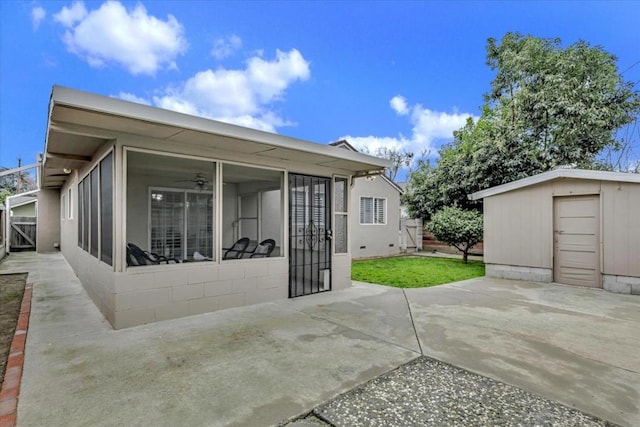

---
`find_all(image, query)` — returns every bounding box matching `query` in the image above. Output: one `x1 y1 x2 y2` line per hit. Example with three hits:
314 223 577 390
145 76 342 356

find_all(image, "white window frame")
359 196 386 225
61 192 66 221
67 187 73 219
333 176 349 254
148 186 215 261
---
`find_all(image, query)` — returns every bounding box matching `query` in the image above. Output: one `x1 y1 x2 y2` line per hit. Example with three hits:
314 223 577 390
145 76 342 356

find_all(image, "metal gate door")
289 174 332 297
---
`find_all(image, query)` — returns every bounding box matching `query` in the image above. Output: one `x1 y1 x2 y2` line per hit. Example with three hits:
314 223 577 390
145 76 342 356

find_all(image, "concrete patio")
1 252 638 426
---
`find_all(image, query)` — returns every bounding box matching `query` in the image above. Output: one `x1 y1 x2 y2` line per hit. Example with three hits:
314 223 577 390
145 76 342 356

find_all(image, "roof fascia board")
380 174 404 194
469 169 640 200
50 86 391 169
6 189 40 200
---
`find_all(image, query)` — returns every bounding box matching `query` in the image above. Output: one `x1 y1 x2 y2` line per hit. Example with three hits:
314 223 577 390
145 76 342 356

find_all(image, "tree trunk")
462 250 468 264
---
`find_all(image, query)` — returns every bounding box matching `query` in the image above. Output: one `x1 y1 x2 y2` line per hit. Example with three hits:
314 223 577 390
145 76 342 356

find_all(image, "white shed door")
553 195 601 288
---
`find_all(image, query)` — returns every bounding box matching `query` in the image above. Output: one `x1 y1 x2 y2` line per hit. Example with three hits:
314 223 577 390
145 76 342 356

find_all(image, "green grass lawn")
352 256 485 288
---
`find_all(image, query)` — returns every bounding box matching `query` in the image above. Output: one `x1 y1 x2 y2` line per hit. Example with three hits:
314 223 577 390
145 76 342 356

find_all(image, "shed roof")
43 86 390 189
469 168 640 201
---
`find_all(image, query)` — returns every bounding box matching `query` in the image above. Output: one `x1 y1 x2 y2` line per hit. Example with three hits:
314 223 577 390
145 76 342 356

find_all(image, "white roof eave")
49 85 391 171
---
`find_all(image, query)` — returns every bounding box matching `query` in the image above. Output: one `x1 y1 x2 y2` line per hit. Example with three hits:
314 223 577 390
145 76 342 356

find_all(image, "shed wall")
484 178 640 280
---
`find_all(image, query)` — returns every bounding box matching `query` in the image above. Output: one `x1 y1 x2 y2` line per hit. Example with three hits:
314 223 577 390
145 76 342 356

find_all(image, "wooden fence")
10 216 36 251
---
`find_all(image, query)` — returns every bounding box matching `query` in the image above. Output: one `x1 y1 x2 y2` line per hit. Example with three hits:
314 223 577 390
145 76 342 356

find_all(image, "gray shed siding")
483 177 640 294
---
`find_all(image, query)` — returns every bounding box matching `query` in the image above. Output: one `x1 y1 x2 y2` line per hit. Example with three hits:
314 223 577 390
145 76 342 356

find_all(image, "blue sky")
1 1 639 179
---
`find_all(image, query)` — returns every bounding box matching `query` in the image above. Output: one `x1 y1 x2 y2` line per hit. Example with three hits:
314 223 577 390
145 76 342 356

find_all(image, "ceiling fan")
175 173 210 191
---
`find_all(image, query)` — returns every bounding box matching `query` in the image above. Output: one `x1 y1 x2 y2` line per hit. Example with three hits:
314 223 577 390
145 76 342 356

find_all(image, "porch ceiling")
42 86 390 189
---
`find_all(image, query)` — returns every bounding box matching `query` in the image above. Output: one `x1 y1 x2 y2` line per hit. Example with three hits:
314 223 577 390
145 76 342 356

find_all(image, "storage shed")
469 169 640 295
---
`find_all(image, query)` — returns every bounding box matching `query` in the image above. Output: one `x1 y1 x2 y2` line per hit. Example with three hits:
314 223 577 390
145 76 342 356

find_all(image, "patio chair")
249 239 276 258
126 243 180 266
222 237 251 260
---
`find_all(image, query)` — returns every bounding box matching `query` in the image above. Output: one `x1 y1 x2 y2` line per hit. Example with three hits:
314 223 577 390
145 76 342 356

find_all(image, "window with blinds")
150 189 213 261
359 196 386 225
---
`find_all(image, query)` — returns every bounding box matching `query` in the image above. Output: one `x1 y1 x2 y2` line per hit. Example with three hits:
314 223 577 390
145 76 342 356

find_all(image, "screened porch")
125 149 284 266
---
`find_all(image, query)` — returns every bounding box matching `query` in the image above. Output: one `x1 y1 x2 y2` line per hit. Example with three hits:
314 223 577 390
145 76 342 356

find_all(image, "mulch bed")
0 273 27 386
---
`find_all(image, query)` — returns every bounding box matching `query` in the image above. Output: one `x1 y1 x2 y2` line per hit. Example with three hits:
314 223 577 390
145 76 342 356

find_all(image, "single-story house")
40 86 390 329
469 168 640 295
330 140 406 258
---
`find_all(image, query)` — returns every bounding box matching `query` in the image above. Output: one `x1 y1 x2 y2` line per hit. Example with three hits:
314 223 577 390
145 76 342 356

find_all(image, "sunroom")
41 86 389 329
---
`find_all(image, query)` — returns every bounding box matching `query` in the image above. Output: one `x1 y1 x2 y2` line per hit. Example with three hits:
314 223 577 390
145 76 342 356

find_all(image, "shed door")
553 195 601 288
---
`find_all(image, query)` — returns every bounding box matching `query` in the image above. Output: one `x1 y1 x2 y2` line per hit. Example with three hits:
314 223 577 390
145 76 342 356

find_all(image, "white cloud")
53 1 87 27
31 6 47 30
390 95 408 115
149 48 310 132
115 92 151 105
54 0 187 75
340 96 477 159
212 35 242 60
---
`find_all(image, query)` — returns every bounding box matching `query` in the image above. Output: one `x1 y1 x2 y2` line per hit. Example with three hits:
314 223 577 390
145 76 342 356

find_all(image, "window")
67 188 73 219
360 197 386 225
90 168 100 257
149 189 213 260
61 193 66 221
77 151 114 265
100 153 113 265
334 177 348 253
222 163 283 259
82 177 90 250
78 182 83 247
127 150 216 264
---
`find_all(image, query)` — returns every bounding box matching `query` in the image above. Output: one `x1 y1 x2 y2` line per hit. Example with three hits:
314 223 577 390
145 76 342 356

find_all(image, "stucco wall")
11 202 36 217
484 178 640 280
350 176 400 259
37 189 61 253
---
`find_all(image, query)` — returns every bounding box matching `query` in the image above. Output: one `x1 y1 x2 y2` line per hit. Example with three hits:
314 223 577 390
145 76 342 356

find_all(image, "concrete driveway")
1 253 638 426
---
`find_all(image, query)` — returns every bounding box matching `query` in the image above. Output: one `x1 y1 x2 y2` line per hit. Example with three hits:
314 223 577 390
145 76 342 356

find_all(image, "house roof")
329 140 404 194
43 86 391 189
469 168 640 200
6 190 38 208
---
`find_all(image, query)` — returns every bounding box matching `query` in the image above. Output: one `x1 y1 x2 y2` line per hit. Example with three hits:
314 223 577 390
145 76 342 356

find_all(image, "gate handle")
326 229 333 240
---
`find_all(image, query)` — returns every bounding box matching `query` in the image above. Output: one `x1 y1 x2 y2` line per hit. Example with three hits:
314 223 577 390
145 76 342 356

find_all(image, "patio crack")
403 289 424 355
279 304 421 356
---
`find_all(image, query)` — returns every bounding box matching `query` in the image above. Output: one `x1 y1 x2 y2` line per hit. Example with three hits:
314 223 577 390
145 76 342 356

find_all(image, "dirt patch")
0 273 27 385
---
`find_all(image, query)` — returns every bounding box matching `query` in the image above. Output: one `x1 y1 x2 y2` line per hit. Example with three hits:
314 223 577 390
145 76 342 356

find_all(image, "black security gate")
289 174 332 297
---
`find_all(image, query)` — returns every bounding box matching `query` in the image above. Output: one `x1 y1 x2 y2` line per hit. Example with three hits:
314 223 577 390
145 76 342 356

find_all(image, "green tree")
427 206 483 263
403 32 640 220
0 188 12 204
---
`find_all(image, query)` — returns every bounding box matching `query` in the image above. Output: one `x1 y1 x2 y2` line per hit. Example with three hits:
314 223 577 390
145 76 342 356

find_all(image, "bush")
427 206 483 263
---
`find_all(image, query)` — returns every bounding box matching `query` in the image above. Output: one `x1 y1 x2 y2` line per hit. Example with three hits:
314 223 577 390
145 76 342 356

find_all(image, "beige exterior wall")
11 202 36 217
350 176 401 259
484 178 640 285
55 132 355 328
37 189 60 253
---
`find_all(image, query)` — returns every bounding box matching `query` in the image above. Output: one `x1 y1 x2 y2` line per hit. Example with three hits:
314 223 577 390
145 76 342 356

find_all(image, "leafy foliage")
403 32 640 219
427 206 483 263
0 189 12 204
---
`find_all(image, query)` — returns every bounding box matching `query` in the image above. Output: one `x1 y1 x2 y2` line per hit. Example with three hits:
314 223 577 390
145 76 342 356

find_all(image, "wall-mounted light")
365 175 376 181
63 168 72 174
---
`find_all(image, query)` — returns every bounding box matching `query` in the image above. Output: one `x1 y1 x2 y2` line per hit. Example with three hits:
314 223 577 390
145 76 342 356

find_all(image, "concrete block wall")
603 274 640 295
486 264 553 283
112 258 289 329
